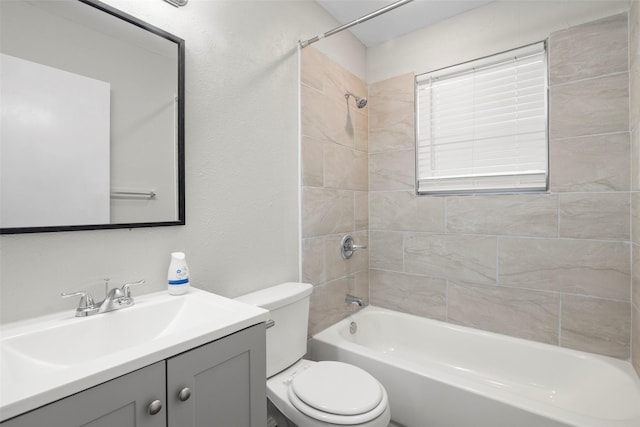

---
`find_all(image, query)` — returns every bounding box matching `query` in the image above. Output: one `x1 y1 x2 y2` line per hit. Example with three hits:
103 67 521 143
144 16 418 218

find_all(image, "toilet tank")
235 282 313 377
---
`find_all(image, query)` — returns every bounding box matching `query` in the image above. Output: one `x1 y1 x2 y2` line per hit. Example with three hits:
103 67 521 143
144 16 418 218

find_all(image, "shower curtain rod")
299 0 414 48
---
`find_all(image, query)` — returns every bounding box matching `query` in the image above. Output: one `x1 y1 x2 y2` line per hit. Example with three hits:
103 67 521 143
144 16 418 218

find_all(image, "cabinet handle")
178 387 192 402
148 399 163 415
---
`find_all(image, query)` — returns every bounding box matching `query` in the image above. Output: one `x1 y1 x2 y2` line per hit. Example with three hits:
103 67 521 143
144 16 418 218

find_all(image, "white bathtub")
310 306 640 427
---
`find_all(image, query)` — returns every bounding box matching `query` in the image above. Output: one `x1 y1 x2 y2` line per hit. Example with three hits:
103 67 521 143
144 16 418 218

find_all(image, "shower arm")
299 0 414 48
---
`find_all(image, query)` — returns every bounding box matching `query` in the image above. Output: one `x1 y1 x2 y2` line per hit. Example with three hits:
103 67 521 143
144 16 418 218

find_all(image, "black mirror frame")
1 0 185 235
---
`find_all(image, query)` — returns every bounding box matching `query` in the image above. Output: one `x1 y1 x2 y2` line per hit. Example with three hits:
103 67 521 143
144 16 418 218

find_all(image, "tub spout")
345 294 364 307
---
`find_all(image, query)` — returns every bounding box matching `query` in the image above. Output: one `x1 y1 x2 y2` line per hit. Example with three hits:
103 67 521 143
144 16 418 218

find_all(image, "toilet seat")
286 361 389 425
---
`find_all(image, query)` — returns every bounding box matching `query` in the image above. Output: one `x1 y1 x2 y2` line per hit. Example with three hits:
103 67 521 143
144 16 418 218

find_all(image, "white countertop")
0 287 269 421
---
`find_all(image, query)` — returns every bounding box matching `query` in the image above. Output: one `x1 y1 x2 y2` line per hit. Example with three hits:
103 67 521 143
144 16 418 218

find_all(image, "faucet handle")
61 291 96 314
122 279 145 298
340 235 368 259
61 291 95 308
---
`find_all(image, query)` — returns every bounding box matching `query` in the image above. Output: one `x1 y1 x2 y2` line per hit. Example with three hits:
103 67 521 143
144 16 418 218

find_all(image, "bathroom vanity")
0 289 269 426
2 325 264 426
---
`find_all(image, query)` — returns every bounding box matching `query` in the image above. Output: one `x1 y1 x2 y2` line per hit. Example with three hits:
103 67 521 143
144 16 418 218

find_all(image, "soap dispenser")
167 252 189 295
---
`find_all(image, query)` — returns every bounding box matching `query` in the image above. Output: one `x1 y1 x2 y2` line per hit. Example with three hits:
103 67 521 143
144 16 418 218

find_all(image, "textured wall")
369 13 632 359
631 0 640 375
300 47 369 336
0 0 361 323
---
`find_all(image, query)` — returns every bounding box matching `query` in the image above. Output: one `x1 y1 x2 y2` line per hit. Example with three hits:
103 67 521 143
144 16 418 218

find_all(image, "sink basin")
4 293 229 367
0 287 269 421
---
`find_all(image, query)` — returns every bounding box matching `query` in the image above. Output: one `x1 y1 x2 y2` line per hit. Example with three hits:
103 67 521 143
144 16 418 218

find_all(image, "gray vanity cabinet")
2 361 166 427
2 324 266 427
167 323 266 426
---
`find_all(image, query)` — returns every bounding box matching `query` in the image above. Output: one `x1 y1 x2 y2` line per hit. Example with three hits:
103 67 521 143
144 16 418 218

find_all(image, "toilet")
236 282 391 427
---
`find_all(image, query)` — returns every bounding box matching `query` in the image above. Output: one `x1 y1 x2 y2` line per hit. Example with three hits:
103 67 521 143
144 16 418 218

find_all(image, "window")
415 42 548 195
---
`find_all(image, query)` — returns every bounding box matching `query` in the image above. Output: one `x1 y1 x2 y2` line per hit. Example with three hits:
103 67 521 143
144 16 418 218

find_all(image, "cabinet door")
167 324 266 427
2 361 166 427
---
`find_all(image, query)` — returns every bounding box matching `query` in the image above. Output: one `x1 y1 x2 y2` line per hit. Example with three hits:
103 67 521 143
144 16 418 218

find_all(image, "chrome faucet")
61 279 145 317
98 286 129 313
345 294 364 307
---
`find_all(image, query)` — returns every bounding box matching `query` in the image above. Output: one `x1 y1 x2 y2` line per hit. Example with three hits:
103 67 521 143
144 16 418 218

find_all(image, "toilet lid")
290 361 383 416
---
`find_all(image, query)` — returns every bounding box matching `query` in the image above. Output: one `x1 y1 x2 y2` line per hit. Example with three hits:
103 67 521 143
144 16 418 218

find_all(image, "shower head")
345 92 367 109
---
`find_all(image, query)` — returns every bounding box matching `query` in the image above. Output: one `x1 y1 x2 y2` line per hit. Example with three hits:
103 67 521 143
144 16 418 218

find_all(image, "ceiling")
314 0 493 47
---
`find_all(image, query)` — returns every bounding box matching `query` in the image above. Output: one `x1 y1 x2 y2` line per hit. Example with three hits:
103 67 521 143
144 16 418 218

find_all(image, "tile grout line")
558 294 563 347
550 69 629 88
627 8 635 366
445 279 450 322
496 237 500 286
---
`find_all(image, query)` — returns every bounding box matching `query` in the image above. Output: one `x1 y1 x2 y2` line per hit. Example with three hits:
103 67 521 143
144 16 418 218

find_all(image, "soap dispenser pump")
167 252 189 295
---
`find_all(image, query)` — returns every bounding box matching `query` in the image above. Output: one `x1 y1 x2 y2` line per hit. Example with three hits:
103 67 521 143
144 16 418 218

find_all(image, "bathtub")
310 306 640 427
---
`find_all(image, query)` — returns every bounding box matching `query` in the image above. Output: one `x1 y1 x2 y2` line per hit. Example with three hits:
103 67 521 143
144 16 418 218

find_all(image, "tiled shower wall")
631 1 640 375
300 47 370 336
301 12 639 367
369 13 633 360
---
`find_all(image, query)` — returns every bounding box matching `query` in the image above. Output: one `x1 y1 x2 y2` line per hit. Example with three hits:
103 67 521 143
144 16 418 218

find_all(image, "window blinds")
415 42 548 194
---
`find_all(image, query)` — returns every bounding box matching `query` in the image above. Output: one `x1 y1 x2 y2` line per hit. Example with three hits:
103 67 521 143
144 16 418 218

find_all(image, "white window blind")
416 42 548 194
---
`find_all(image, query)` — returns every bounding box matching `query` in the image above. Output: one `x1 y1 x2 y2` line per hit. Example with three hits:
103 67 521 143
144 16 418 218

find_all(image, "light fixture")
163 0 188 7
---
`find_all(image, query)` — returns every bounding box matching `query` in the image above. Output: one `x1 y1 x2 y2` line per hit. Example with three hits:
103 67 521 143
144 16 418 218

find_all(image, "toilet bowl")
235 283 391 427
267 359 390 427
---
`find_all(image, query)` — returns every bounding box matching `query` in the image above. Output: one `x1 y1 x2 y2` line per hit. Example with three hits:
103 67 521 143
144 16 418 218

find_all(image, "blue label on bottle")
169 279 189 285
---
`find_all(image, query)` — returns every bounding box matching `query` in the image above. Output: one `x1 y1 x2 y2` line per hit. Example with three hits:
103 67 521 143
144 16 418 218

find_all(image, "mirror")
0 0 185 234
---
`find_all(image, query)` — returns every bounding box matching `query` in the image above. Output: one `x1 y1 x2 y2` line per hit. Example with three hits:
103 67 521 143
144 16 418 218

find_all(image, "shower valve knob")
340 235 367 259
